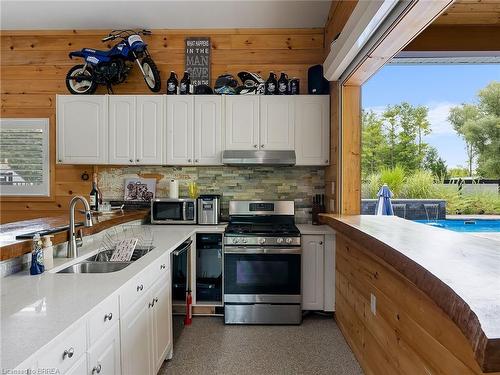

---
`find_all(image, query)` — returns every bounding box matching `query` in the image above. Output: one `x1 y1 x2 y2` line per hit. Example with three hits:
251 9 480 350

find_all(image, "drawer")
119 271 155 312
150 252 170 281
88 294 119 346
37 320 86 374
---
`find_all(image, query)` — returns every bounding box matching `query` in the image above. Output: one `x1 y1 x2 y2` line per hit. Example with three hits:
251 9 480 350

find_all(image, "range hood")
222 150 296 166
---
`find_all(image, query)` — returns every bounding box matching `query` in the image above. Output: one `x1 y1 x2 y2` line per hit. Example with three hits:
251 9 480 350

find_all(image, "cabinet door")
166 96 194 165
57 95 107 164
224 96 259 150
323 234 336 312
194 96 222 165
121 292 154 375
260 96 295 150
109 96 136 165
302 235 325 310
88 324 121 375
65 355 87 375
136 95 164 165
295 96 330 165
151 273 173 372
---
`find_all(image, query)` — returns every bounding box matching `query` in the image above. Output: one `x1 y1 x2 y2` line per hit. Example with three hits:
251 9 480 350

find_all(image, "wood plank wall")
335 234 500 375
0 28 324 224
323 0 358 214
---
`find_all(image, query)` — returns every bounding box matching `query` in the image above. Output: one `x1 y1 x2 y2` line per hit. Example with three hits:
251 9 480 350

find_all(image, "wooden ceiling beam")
404 25 500 51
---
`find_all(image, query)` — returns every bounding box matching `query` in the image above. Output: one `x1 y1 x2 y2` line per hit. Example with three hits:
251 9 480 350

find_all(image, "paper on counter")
110 238 138 262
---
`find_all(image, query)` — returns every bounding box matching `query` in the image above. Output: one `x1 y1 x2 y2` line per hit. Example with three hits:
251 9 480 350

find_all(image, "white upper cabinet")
295 96 330 166
166 96 194 165
166 96 222 166
109 96 136 165
224 96 260 150
194 96 222 165
57 95 108 164
260 96 295 150
136 96 164 165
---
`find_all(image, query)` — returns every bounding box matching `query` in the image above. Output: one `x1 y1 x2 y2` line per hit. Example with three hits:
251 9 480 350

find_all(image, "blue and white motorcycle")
66 29 161 94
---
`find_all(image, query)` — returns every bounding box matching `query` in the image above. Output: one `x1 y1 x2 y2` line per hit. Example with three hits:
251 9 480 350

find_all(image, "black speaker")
308 64 330 95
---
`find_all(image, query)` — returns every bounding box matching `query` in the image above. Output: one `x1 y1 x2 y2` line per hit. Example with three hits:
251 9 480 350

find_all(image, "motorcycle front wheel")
65 65 97 95
141 57 161 92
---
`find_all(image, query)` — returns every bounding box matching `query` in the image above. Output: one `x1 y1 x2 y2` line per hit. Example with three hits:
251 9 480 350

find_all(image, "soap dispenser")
30 233 45 275
42 235 54 270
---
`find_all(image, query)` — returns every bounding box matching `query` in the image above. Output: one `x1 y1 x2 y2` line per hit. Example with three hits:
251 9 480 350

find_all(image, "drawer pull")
160 264 166 269
62 347 74 360
137 284 144 292
148 302 153 308
104 312 113 322
92 364 102 374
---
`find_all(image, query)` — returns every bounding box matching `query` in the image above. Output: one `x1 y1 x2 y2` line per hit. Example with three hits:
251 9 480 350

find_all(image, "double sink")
57 248 154 274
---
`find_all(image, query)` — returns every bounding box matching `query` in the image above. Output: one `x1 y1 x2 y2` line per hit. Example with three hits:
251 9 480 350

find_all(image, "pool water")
415 219 500 232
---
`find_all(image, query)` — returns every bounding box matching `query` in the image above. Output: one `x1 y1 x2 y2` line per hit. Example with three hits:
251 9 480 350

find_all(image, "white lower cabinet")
87 323 121 375
65 355 88 375
302 234 335 311
151 273 173 372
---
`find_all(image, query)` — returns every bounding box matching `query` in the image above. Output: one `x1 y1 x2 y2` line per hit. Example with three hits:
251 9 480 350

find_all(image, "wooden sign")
185 37 211 86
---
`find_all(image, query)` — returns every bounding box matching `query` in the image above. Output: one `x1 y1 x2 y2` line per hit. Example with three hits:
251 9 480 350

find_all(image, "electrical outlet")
331 181 335 195
370 293 377 315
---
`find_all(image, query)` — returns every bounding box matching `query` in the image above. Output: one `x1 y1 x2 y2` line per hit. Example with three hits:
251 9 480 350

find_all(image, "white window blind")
0 118 50 196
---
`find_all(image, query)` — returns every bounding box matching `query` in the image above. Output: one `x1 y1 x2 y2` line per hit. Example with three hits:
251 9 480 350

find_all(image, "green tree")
361 110 387 177
424 147 448 180
448 104 479 176
449 82 500 178
448 166 469 178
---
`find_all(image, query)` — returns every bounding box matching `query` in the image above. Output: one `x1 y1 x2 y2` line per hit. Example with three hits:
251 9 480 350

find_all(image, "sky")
362 64 500 169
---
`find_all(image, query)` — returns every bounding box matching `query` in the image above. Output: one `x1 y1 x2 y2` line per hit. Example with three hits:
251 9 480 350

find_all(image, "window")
0 118 50 196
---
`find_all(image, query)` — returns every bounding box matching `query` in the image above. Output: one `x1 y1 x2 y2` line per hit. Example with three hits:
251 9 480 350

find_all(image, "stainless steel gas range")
223 201 302 325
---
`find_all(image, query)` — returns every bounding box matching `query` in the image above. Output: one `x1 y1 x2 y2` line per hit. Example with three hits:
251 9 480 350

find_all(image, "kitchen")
1 1 500 375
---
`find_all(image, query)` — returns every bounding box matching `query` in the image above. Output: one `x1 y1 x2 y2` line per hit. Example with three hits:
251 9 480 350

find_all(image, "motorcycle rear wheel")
142 57 161 92
66 65 97 95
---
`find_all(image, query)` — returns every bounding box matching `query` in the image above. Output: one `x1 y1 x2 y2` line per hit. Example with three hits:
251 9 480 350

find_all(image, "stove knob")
276 238 284 244
258 238 266 245
242 238 248 244
233 238 239 244
285 238 293 244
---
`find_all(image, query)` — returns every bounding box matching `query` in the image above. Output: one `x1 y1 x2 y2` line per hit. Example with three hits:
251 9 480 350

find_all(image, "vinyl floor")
159 314 364 375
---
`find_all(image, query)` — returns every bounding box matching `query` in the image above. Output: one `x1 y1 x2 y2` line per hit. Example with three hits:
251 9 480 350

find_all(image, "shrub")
362 173 381 199
379 166 405 197
401 170 436 199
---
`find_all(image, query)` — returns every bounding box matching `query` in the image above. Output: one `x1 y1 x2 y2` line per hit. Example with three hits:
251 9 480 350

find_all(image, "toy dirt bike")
66 29 161 94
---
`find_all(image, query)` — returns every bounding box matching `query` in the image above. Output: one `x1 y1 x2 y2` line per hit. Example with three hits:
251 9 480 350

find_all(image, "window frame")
0 118 50 197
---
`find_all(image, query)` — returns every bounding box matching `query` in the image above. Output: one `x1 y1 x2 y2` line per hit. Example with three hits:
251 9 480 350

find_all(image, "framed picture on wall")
124 178 156 201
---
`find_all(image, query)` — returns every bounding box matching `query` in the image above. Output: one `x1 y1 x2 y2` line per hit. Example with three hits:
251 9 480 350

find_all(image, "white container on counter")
169 179 179 199
42 235 54 270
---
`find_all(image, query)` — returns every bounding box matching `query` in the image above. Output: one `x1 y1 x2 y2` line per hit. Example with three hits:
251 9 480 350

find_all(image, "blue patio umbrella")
375 183 394 216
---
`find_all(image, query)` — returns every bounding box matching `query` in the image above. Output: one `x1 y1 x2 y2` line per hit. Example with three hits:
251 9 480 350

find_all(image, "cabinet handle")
261 144 265 148
104 312 113 322
188 159 192 163
325 160 329 164
148 302 153 308
62 347 74 360
92 364 102 374
58 159 62 163
137 284 144 292
253 144 258 148
194 159 199 163
319 241 323 245
155 297 158 303
160 264 166 269
136 159 140 162
129 159 133 163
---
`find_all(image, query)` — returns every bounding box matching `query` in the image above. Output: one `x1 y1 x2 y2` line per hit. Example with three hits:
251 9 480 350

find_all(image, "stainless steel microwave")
151 198 197 224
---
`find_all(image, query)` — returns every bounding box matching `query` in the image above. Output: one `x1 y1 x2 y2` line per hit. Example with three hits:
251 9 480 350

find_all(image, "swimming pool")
415 219 500 232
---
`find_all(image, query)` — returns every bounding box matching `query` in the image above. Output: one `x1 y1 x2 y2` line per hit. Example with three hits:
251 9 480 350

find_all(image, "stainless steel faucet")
67 196 93 258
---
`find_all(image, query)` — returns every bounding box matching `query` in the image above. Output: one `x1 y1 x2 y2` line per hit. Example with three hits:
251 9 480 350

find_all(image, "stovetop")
225 222 300 237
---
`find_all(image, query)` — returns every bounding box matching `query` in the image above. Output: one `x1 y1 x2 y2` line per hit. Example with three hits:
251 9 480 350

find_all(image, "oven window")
153 203 182 221
224 253 300 295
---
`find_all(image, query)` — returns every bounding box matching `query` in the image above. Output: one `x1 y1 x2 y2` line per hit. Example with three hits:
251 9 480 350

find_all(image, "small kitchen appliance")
197 195 221 225
223 200 302 325
151 198 196 224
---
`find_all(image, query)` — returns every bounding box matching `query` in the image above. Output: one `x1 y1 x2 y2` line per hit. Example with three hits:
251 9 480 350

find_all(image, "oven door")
223 247 301 302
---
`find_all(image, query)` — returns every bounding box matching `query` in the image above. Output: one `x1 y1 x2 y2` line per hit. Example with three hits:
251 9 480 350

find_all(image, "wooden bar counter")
0 210 149 261
320 214 500 374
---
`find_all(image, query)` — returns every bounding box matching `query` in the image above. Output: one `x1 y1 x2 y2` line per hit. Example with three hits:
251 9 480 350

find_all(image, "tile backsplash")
98 166 325 223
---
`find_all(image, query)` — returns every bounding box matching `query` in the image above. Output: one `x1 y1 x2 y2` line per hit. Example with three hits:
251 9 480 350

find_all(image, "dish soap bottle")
30 233 45 275
42 235 54 270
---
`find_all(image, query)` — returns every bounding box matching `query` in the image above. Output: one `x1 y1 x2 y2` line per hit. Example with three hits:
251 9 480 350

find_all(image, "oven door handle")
224 247 301 255
172 240 192 256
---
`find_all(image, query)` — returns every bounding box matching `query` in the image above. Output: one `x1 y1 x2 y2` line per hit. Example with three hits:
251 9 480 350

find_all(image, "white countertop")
296 224 335 235
0 225 225 370
1 223 334 369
